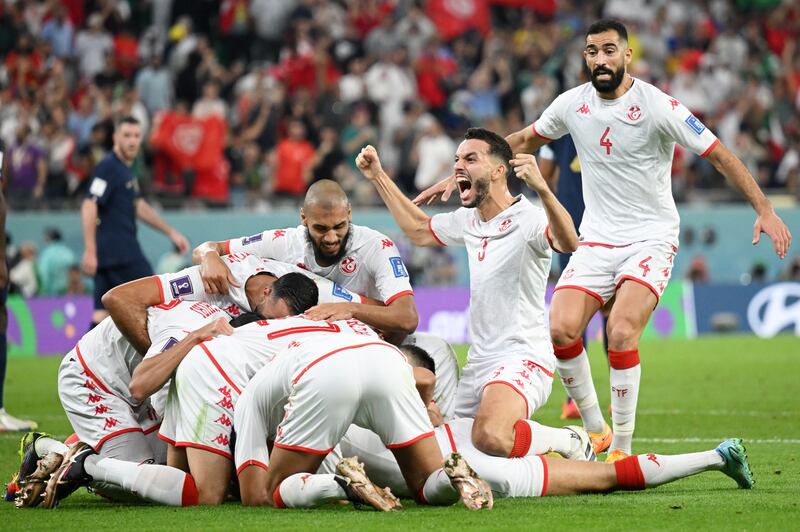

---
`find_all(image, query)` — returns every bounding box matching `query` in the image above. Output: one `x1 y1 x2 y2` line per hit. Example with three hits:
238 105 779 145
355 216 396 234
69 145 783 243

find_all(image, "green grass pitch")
1 336 798 530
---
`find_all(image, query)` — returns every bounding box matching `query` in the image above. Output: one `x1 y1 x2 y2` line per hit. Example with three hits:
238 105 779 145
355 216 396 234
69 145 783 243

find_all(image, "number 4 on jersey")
600 127 612 155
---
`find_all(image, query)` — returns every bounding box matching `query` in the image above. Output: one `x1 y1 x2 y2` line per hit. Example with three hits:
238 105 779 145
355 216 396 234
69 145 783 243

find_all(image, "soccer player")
81 116 189 329
192 180 461 419
354 128 591 462
332 420 754 499
417 20 792 461
233 331 492 511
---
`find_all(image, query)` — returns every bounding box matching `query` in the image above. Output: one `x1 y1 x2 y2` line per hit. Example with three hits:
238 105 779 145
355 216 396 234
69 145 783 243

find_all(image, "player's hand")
304 302 354 322
412 176 457 206
427 401 444 427
355 145 384 181
170 230 190 255
193 317 234 341
753 210 792 259
510 153 547 193
200 253 240 294
81 250 98 276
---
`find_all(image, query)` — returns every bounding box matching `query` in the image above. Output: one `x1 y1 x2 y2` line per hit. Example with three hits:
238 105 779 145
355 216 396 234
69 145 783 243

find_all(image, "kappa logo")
340 257 357 274
215 414 232 427
95 404 112 415
272 229 287 240
104 417 120 430
647 453 661 467
498 219 512 232
242 233 264 245
577 103 591 115
669 98 680 110
87 393 103 404
627 105 642 121
332 282 354 302
389 256 408 278
211 434 230 446
746 282 800 338
169 275 194 298
381 238 394 249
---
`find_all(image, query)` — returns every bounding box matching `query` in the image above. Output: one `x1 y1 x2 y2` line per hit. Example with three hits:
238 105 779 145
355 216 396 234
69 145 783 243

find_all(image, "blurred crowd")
1 0 799 211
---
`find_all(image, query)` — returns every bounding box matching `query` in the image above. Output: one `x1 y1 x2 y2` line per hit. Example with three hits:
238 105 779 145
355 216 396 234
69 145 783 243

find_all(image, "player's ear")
300 208 307 226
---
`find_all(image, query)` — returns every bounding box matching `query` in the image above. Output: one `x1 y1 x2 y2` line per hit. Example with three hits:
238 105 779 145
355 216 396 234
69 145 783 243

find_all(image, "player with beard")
353 129 597 464
415 20 792 461
192 180 462 419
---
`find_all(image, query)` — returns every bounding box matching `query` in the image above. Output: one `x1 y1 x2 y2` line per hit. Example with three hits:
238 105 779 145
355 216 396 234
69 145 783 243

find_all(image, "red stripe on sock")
553 339 583 360
273 484 286 509
181 474 199 506
614 456 645 490
608 349 640 369
509 420 532 458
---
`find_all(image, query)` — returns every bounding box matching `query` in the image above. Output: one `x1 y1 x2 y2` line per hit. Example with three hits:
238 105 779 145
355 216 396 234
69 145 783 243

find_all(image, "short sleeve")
86 170 117 206
525 206 552 256
226 227 297 260
532 93 570 141
364 237 413 305
654 92 719 157
153 266 207 304
429 209 468 247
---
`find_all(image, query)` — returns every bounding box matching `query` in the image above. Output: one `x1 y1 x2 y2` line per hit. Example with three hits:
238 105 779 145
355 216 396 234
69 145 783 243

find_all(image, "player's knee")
549 320 582 347
471 421 511 457
606 319 638 350
196 484 227 506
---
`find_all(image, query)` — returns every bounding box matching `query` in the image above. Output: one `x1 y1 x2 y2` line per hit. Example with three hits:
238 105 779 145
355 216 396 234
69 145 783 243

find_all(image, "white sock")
524 420 574 457
84 455 197 506
277 473 346 508
556 349 605 433
609 364 641 454
421 468 458 505
638 451 724 487
34 437 69 457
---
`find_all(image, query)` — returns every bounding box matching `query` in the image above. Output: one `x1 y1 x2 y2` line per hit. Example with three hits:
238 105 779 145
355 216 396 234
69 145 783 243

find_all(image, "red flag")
488 0 556 17
426 0 491 40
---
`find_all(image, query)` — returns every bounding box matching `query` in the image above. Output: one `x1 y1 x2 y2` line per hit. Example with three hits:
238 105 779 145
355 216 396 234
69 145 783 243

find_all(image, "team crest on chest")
340 257 357 275
498 218 513 232
626 105 642 121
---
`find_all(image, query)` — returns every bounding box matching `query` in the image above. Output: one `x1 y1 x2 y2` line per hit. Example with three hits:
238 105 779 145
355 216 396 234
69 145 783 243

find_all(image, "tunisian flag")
150 112 229 202
426 0 491 40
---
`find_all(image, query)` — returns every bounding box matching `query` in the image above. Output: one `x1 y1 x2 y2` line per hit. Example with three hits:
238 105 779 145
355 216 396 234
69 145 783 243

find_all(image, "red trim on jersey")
553 285 605 305
483 380 530 418
224 239 232 255
608 349 640 370
553 338 584 360
173 441 233 460
578 241 632 249
267 323 341 340
143 423 162 435
384 290 414 306
527 361 555 378
428 218 447 246
443 423 457 453
181 474 199 506
615 275 660 302
700 138 720 158
95 427 144 451
386 431 435 449
273 484 286 509
273 442 334 455
64 433 79 446
154 299 181 310
75 345 113 395
531 122 554 141
236 460 269 476
158 433 176 446
539 456 549 496
199 342 242 395
154 276 166 304
292 341 403 385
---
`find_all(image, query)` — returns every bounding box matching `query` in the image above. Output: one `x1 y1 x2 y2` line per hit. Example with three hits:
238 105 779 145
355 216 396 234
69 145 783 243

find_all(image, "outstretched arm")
136 198 190 254
357 145 438 247
705 142 792 258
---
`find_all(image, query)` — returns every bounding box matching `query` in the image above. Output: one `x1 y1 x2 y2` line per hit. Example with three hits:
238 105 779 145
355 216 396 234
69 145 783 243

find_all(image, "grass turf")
1 335 798 530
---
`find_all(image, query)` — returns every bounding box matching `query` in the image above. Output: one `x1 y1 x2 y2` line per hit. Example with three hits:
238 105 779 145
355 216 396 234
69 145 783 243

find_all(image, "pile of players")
9 19 779 512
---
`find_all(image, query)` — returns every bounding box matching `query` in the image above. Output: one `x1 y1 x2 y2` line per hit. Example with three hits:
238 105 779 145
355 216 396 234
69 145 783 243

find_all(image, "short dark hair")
399 344 435 373
272 272 319 315
228 312 264 328
115 115 140 130
464 127 513 177
586 19 628 42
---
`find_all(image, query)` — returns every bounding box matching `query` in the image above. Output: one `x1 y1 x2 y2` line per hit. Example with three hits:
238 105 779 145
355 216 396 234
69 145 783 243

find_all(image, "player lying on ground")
326 419 753 499
233 336 491 511
193 179 461 419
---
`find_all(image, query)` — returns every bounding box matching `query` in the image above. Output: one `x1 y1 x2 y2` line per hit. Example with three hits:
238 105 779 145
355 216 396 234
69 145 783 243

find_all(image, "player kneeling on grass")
234 338 492 511
332 420 754 500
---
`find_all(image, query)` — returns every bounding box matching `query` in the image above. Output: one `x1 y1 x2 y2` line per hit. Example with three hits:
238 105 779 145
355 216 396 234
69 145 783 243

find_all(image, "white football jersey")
74 300 226 405
429 196 554 369
226 224 413 304
155 253 365 319
533 79 718 246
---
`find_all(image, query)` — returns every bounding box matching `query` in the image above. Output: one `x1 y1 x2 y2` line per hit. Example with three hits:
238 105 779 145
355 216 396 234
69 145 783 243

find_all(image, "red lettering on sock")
509 420 532 458
273 484 286 509
608 349 640 369
181 474 199 506
553 339 583 360
614 456 646 490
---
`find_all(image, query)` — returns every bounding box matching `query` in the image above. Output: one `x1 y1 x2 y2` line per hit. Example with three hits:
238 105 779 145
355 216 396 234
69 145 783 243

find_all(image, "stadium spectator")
9 241 37 298
134 55 173 117
6 123 46 207
413 116 455 192
74 13 114 81
37 228 77 296
271 118 315 198
40 6 75 60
